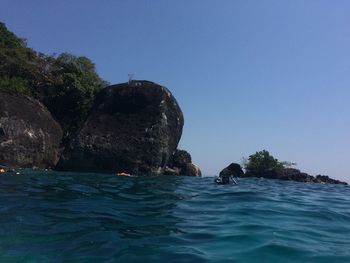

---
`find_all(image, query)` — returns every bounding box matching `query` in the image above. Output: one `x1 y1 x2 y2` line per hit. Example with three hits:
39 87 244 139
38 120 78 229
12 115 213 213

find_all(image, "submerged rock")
314 175 347 185
56 81 184 175
166 149 201 176
268 168 347 185
0 92 63 168
278 168 314 182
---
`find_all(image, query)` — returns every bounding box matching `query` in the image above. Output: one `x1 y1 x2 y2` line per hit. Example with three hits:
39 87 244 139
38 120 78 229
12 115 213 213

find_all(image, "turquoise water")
0 171 349 262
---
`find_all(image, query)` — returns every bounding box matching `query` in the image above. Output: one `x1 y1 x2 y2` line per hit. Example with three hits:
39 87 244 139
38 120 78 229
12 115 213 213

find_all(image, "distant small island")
0 22 346 185
219 150 347 185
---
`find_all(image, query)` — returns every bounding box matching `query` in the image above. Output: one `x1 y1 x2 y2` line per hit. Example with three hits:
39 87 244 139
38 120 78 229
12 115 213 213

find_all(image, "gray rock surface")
56 81 184 175
0 92 63 168
232 164 348 185
219 163 244 177
183 163 202 177
314 174 347 185
166 149 201 176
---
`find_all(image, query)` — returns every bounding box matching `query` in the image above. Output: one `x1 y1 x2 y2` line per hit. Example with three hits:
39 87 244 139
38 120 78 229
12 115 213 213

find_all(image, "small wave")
0 171 349 262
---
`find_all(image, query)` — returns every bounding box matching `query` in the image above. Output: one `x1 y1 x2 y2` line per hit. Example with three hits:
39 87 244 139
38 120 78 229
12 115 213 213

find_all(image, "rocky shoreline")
0 81 200 176
0 22 347 185
0 80 347 184
219 163 348 185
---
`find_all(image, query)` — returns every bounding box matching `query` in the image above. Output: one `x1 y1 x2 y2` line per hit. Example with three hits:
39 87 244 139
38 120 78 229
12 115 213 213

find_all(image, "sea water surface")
0 170 349 263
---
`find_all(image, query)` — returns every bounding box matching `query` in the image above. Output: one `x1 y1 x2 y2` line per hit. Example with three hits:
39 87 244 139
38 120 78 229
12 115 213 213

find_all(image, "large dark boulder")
215 163 243 184
56 81 184 175
168 149 192 168
165 149 201 176
0 92 63 168
183 163 202 177
219 163 244 177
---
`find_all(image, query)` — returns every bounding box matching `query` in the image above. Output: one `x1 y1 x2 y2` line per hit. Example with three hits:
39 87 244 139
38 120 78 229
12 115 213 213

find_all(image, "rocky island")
0 22 200 176
0 22 346 183
0 81 200 176
219 150 348 185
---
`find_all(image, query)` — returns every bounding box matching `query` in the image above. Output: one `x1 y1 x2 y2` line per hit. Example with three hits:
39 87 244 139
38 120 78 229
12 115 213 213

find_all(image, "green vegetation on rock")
0 76 31 95
244 150 285 176
0 22 25 48
40 53 109 139
0 22 108 140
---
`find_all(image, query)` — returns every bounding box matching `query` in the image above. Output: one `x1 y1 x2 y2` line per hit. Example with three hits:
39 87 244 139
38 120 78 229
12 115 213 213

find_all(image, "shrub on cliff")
244 150 284 176
0 76 31 95
0 22 38 97
40 53 108 139
0 22 108 139
0 22 25 48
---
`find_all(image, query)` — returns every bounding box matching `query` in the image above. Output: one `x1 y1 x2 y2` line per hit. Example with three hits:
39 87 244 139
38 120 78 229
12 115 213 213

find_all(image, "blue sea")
0 170 349 262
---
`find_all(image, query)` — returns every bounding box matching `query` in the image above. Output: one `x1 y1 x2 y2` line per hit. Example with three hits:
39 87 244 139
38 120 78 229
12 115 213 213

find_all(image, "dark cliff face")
56 81 184 175
0 92 63 168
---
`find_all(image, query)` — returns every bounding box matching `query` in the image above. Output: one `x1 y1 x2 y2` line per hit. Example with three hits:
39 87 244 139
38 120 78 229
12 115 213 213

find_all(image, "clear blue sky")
1 0 349 181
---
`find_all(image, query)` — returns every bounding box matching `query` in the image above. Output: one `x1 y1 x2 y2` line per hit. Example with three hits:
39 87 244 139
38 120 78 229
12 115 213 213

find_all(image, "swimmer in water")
215 174 237 185
116 172 131 177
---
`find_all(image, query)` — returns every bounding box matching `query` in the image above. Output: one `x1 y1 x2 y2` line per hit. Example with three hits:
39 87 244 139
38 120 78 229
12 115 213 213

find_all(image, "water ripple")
0 171 349 262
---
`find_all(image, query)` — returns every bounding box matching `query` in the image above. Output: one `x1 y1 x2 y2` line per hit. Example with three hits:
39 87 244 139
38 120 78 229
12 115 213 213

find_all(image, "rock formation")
219 163 244 177
277 168 315 182
165 149 201 176
0 92 63 168
314 175 347 185
221 163 348 185
56 81 184 175
260 168 348 185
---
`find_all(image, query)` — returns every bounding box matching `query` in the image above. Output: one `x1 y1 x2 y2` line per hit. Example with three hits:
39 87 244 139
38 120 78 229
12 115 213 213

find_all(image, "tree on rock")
0 22 108 141
244 150 284 177
41 53 108 139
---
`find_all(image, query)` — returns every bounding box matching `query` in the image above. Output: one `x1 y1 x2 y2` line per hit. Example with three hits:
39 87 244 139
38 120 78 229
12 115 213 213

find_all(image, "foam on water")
0 170 349 262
